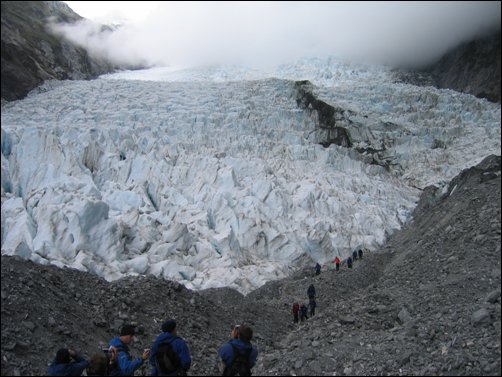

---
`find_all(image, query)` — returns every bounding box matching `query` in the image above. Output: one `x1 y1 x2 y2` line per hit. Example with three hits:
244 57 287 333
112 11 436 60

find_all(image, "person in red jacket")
292 302 300 323
334 256 341 271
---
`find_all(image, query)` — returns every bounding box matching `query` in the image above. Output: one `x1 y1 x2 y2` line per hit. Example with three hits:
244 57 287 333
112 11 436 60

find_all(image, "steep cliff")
1 1 123 101
426 32 501 103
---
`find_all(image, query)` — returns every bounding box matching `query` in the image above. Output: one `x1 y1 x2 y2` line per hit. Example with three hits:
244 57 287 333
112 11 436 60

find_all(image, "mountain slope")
1 1 124 101
395 32 501 103
426 32 501 103
1 155 500 376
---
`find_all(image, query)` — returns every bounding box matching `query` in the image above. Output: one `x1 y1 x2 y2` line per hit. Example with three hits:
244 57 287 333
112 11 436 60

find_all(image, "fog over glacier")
1 59 500 294
59 1 501 68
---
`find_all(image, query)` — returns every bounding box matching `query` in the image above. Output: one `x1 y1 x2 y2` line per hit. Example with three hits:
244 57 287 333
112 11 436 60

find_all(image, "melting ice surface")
1 57 500 294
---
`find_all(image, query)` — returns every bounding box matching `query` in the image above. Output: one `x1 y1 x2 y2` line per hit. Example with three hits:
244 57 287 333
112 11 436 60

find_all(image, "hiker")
292 302 300 323
358 249 363 259
352 249 358 261
48 347 89 376
149 319 191 376
315 262 321 275
309 298 317 317
307 284 316 300
347 256 353 269
334 256 341 271
86 346 118 376
108 324 150 376
218 324 258 376
300 304 308 322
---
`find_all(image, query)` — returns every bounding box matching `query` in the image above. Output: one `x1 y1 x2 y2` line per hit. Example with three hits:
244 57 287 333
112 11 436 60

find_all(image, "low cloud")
52 1 501 69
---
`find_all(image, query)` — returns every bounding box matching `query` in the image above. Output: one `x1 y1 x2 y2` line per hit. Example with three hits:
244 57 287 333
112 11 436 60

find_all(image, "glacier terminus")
1 58 500 294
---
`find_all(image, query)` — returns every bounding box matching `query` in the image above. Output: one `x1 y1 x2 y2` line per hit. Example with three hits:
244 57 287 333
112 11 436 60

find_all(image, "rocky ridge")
394 32 501 103
1 1 138 102
1 155 500 376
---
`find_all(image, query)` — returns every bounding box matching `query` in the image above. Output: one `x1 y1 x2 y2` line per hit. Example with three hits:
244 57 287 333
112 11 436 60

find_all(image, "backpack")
223 344 252 376
292 303 300 313
156 338 181 375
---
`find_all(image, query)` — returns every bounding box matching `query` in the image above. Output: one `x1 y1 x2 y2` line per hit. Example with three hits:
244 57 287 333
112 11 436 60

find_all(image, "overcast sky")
59 1 501 69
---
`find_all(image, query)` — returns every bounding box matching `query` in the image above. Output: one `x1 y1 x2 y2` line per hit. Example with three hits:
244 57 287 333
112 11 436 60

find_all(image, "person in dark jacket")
352 249 358 261
108 324 150 376
309 298 317 317
149 319 192 376
48 347 89 376
218 324 258 376
314 262 321 275
300 304 308 322
307 284 316 299
358 249 363 259
347 256 353 269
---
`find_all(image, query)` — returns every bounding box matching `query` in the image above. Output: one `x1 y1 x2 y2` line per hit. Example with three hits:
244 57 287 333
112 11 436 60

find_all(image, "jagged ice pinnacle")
1 58 500 294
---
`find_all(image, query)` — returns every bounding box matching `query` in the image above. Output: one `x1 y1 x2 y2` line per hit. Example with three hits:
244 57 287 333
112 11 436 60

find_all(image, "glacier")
1 58 500 294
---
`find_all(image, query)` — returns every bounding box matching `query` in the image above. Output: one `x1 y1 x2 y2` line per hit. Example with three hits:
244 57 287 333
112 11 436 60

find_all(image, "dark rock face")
395 32 501 103
294 81 399 172
426 33 501 103
1 1 122 101
1 155 500 376
295 80 353 148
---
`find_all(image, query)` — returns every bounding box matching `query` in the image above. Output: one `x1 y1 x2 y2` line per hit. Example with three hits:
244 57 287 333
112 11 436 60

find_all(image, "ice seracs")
1 58 500 294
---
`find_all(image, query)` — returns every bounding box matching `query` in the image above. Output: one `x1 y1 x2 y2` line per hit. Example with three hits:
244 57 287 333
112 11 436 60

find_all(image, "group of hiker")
333 248 364 271
292 249 366 323
48 249 368 375
291 284 317 324
48 320 258 376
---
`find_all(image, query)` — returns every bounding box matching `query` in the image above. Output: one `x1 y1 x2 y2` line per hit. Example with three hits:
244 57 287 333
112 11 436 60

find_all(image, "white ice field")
1 58 500 294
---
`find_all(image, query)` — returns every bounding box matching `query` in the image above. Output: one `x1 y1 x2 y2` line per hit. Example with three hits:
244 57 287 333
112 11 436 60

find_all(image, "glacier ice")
1 58 500 294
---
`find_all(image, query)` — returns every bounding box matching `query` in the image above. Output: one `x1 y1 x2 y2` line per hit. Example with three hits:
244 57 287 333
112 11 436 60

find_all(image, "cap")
120 324 136 336
161 319 176 333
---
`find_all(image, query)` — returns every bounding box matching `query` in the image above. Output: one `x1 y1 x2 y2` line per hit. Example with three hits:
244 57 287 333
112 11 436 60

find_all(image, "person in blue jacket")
48 347 89 376
108 324 150 376
149 319 192 376
218 324 258 376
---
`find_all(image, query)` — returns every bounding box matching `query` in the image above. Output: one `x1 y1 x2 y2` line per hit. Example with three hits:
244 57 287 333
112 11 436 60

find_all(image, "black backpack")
223 343 252 376
156 338 181 375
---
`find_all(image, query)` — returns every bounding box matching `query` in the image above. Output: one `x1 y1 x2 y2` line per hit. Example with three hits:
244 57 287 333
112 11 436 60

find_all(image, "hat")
120 324 136 336
55 348 70 364
161 319 176 333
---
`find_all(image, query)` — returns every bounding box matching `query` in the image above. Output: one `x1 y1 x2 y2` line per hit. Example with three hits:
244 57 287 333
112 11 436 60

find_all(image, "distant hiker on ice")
333 256 341 271
218 324 258 376
149 319 191 376
315 262 321 275
48 347 89 376
307 284 316 300
352 249 358 261
358 249 363 259
292 302 300 323
300 303 309 322
347 256 353 269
